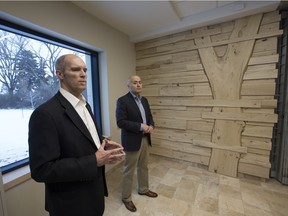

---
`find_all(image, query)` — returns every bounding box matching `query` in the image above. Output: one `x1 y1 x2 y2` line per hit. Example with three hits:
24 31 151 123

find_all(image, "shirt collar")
130 91 142 100
60 88 86 108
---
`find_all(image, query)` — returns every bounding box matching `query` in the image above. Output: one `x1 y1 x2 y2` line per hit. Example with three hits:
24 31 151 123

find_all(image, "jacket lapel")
128 92 142 118
55 92 96 146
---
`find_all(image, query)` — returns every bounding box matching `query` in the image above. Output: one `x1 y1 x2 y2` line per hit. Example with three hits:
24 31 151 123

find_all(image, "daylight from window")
0 29 87 170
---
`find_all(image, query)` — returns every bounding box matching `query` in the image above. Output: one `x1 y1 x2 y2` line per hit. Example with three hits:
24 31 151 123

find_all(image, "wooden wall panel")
135 10 282 179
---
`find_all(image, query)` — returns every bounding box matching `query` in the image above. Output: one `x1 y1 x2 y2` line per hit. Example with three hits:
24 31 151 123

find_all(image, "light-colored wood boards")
136 10 281 179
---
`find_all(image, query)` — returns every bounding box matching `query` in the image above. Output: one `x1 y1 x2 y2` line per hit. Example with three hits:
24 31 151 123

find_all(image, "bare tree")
32 42 61 86
0 32 29 97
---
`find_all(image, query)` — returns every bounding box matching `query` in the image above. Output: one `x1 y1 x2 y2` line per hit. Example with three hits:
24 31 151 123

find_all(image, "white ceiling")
72 0 281 43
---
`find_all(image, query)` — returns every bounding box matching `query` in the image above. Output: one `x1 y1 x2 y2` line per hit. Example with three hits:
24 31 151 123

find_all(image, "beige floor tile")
219 184 242 199
241 191 271 211
218 194 245 215
143 195 173 215
155 183 176 198
219 175 241 190
150 165 169 178
243 205 273 216
268 193 288 216
192 208 219 216
194 192 219 214
183 169 202 182
169 198 193 216
196 178 219 199
161 172 182 187
174 186 198 203
261 179 288 194
103 155 288 216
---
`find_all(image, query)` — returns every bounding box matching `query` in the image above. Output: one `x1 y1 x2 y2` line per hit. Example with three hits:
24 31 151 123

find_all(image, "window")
0 19 101 174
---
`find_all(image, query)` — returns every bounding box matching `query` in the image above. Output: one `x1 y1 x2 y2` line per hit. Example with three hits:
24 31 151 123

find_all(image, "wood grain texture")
135 11 281 179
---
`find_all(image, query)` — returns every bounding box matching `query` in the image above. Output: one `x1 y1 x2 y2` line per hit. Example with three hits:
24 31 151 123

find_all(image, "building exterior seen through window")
0 21 99 173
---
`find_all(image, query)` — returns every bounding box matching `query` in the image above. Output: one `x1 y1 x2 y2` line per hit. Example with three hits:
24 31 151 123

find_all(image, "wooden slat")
172 50 200 63
243 69 277 80
239 153 271 167
148 98 262 108
261 10 281 25
241 138 272 151
136 54 172 67
241 80 276 96
153 128 211 143
142 86 159 96
153 138 211 156
191 140 247 154
187 120 214 132
152 135 248 154
159 75 209 84
243 108 275 114
247 148 270 156
135 32 188 52
246 63 276 72
150 147 210 165
137 63 204 76
154 117 187 130
140 69 205 79
252 50 277 57
238 162 270 178
239 98 276 108
150 105 187 111
259 22 280 34
202 111 278 123
245 121 274 127
242 125 273 138
238 153 271 178
248 54 279 65
253 37 278 53
261 99 277 108
152 110 202 120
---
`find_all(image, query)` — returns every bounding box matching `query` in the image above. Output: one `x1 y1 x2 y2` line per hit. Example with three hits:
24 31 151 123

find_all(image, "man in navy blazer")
116 75 158 212
28 54 125 216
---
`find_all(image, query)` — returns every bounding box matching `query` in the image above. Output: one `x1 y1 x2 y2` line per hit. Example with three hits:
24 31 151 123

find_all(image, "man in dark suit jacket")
28 54 125 216
116 75 158 212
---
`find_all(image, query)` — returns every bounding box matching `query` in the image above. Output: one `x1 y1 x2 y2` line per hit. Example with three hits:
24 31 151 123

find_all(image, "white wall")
5 180 46 216
0 1 135 216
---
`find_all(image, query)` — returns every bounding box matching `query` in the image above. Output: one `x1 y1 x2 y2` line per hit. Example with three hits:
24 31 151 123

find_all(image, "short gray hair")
55 54 69 72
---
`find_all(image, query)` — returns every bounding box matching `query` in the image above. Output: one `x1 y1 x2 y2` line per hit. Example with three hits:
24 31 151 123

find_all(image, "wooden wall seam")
136 10 281 179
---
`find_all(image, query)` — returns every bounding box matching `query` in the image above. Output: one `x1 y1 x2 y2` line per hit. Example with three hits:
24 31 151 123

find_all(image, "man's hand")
95 139 125 167
143 124 154 134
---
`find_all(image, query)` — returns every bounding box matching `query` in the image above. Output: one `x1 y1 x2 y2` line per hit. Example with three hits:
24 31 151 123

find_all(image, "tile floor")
104 155 288 216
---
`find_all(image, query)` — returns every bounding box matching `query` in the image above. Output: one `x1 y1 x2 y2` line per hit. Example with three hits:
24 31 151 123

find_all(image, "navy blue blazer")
28 91 107 216
116 92 154 151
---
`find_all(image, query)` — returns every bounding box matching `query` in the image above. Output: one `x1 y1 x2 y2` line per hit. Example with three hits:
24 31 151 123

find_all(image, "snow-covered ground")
0 109 33 167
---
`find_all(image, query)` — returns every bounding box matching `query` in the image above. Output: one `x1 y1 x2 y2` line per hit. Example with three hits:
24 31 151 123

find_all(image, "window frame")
0 18 102 174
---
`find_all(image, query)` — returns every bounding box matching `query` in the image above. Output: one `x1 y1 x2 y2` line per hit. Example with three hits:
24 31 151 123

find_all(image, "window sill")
3 165 31 191
2 160 124 192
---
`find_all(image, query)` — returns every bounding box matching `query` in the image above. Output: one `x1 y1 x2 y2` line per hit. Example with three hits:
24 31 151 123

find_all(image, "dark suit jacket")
116 92 154 151
28 91 107 216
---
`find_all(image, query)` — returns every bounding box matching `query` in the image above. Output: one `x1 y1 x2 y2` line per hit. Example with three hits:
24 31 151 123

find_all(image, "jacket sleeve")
28 108 99 183
116 97 142 132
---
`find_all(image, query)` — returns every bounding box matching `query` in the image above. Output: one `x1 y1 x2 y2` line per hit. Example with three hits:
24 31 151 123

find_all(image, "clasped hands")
142 124 154 134
96 139 125 167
